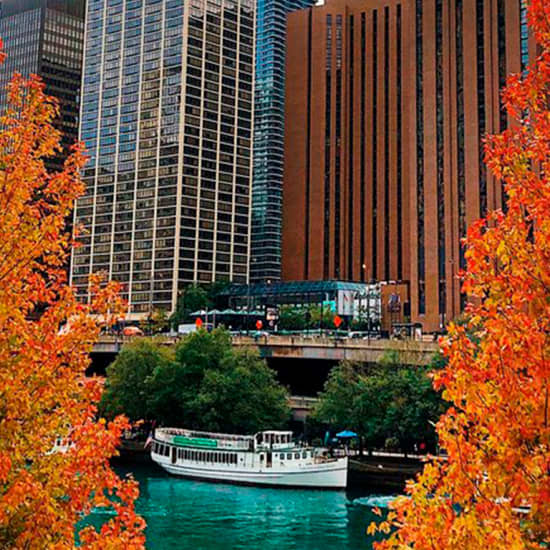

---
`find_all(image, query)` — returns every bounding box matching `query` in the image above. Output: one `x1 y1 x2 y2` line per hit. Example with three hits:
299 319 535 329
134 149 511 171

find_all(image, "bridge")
93 334 438 366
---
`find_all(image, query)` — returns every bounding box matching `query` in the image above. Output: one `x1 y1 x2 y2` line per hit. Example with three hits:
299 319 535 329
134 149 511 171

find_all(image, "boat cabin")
255 431 294 451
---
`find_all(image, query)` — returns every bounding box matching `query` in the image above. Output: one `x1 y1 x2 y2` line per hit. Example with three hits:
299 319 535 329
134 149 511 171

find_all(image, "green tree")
195 349 290 433
141 308 169 335
169 284 210 329
146 329 291 433
278 305 307 330
314 360 446 452
100 338 174 422
309 305 334 329
169 281 230 329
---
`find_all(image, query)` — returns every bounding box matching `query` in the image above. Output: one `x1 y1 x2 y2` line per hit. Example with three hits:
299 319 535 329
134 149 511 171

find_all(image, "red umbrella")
122 326 143 337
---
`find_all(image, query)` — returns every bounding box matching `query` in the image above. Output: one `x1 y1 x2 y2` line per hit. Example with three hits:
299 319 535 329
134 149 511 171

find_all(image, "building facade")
71 0 255 317
0 0 85 168
282 0 531 332
250 0 315 283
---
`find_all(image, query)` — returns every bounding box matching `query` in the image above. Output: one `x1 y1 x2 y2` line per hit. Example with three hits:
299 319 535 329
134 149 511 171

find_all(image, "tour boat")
151 428 348 489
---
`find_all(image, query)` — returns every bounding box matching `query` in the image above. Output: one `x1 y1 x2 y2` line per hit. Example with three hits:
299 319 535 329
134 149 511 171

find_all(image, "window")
416 0 425 314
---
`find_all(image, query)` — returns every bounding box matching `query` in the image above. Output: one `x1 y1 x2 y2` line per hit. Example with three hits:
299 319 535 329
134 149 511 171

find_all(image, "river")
87 464 394 549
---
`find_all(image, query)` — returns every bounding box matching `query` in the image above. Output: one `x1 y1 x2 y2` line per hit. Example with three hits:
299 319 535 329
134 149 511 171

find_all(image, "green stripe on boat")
173 436 218 448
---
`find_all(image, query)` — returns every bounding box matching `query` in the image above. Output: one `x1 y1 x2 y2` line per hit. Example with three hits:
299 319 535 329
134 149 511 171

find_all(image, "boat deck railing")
155 427 253 450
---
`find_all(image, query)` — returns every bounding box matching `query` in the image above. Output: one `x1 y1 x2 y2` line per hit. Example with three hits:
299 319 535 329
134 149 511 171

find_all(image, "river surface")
88 464 394 549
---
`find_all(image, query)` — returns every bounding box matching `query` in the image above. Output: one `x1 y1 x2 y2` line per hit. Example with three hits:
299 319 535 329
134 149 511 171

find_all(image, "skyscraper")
282 0 530 332
283 0 409 284
0 0 85 168
71 0 255 318
250 0 315 283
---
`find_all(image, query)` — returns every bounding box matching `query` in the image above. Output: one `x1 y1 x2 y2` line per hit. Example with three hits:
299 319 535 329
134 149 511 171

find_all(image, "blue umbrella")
336 430 358 438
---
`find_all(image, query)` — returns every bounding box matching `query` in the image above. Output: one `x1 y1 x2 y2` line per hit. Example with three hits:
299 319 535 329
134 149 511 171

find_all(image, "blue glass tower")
251 0 315 282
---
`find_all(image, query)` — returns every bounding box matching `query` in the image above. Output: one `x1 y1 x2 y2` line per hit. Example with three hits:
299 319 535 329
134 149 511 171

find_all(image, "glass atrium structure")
71 0 255 317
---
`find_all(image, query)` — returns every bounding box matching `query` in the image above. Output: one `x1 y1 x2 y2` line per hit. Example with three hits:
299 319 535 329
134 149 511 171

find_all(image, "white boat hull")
154 457 348 489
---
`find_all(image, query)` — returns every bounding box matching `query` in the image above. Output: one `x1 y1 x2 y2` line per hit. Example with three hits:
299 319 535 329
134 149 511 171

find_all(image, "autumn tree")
372 2 550 548
0 66 145 546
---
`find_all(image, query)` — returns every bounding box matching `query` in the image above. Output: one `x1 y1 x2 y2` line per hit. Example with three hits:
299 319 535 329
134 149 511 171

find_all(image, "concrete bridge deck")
93 334 438 365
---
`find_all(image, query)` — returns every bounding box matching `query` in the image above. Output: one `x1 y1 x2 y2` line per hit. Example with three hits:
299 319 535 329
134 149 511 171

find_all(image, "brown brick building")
282 0 532 332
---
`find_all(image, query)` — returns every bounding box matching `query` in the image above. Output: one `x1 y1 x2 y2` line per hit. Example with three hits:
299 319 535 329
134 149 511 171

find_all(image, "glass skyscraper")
250 0 314 283
0 0 85 169
71 0 255 318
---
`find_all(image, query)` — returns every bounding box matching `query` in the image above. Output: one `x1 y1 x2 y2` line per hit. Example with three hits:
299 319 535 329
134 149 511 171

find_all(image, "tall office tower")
71 0 255 318
250 0 315 283
283 0 409 285
282 0 529 332
0 0 85 169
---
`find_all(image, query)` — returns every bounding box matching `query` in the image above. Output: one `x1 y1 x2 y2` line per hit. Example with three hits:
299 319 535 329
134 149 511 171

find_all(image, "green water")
90 465 393 549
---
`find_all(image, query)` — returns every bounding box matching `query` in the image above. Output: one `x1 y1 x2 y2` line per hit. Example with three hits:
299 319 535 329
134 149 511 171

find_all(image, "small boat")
151 428 348 489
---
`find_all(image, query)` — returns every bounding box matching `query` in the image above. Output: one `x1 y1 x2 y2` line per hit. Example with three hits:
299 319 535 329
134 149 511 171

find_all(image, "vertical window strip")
305 9 312 278
416 0 425 313
323 14 332 279
477 0 487 217
497 0 508 212
396 4 402 281
372 9 378 281
335 14 342 279
456 0 465 271
520 0 528 72
456 0 466 310
497 0 507 132
348 14 354 279
436 0 446 317
383 7 390 281
360 13 366 281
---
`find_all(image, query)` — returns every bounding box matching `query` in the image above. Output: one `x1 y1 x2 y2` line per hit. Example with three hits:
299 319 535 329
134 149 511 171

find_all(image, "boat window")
295 453 300 459
302 452 307 459
287 453 292 460
165 446 170 457
260 454 264 461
